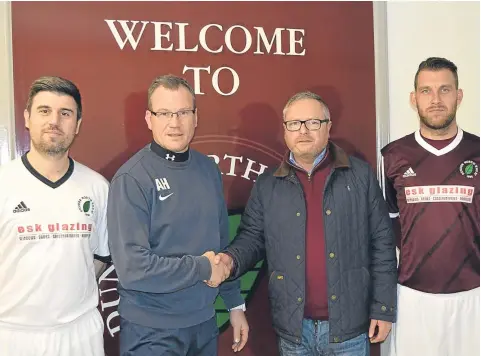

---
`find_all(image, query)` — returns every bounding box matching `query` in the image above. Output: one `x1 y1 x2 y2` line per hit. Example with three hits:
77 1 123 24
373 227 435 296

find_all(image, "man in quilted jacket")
212 91 398 355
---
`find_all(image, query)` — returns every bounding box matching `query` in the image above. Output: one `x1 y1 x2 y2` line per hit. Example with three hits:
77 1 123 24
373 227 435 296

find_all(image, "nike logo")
159 193 174 201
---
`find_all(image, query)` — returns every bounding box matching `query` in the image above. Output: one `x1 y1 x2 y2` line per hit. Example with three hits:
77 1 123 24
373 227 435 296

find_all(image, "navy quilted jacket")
225 142 397 344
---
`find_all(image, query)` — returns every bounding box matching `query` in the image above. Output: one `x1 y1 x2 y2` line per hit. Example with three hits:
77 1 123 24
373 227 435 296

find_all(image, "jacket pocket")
341 267 370 331
268 270 287 331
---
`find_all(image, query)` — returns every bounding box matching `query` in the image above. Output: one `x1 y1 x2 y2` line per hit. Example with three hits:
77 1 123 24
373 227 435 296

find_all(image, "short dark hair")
147 74 196 110
414 57 459 89
26 76 82 120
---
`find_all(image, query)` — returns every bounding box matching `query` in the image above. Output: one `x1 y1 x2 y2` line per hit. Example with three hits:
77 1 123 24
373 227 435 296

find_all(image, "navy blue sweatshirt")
107 143 243 329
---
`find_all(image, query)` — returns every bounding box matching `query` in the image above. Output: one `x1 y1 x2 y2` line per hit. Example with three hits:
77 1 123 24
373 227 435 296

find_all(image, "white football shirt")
0 156 109 327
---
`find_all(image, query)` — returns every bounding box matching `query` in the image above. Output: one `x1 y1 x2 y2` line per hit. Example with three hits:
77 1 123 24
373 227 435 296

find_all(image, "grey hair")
148 74 196 110
282 91 331 121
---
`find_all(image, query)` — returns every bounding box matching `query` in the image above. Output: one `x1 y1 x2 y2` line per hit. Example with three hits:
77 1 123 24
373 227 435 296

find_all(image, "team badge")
78 196 95 217
459 160 479 179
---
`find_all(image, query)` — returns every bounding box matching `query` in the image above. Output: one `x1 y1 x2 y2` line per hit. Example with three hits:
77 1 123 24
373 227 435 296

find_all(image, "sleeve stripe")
389 212 400 218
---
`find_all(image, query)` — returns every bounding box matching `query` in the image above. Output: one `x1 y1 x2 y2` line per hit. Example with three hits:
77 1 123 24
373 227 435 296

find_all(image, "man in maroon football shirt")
382 57 479 356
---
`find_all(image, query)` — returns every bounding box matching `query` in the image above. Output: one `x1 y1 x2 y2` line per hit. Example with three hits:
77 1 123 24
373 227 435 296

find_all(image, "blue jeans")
278 319 369 356
119 316 218 356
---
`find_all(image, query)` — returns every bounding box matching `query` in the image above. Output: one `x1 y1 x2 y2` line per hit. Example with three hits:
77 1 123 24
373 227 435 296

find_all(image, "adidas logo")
402 167 417 178
13 201 30 213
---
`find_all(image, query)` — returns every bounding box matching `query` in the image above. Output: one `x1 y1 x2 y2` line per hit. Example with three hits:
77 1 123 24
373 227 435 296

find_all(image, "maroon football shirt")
381 129 480 293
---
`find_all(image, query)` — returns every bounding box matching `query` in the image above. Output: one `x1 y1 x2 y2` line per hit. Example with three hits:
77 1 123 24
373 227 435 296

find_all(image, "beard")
31 131 74 157
417 104 457 131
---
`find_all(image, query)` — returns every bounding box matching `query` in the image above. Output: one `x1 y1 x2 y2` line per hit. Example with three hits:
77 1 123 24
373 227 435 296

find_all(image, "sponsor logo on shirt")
78 196 95 217
16 222 93 241
459 160 479 179
13 201 30 213
402 167 416 178
404 185 475 204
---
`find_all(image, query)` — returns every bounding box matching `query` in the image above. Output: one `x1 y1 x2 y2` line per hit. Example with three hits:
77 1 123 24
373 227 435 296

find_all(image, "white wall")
386 1 480 141
0 1 14 162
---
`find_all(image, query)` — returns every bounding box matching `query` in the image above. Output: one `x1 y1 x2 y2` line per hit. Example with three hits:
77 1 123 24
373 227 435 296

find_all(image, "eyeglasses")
283 119 330 132
149 108 196 119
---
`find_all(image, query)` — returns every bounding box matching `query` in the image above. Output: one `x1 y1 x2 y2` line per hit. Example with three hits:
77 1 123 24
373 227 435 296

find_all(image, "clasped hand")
202 252 233 287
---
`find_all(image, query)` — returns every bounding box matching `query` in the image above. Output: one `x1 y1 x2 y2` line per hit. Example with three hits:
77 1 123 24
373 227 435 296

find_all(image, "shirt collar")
289 147 327 174
150 140 190 162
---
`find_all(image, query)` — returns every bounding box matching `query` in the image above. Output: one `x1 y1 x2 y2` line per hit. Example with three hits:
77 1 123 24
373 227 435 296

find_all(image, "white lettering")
151 22 173 51
104 19 306 56
199 24 223 53
155 178 170 191
225 25 252 54
241 158 268 181
287 28 306 56
224 154 243 176
104 20 150 50
160 178 170 190
106 311 120 337
212 67 240 96
205 153 272 181
99 288 120 311
208 154 220 165
106 21 306 57
98 264 120 337
254 27 285 55
98 264 117 283
404 185 474 204
176 23 198 52
183 66 211 95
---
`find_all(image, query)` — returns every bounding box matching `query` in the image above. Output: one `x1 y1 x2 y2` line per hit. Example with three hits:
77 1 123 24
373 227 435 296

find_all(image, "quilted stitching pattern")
230 156 397 344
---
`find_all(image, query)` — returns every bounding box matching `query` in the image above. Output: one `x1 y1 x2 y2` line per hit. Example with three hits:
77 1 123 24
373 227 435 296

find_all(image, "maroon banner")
12 2 378 355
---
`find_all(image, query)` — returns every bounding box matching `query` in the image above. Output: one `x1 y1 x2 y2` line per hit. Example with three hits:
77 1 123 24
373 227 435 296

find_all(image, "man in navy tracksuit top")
107 75 249 355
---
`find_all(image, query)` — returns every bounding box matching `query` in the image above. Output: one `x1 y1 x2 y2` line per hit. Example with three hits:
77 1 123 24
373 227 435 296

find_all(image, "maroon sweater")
295 151 332 320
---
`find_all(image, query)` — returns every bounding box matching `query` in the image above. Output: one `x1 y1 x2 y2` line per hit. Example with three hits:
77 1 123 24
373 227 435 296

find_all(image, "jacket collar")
273 141 350 178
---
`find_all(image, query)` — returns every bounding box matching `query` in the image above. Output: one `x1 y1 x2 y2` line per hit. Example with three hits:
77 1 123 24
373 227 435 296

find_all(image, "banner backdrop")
12 2 378 355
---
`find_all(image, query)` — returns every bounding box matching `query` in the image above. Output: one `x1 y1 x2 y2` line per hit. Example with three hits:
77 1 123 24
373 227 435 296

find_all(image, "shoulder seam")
114 151 154 178
110 171 150 207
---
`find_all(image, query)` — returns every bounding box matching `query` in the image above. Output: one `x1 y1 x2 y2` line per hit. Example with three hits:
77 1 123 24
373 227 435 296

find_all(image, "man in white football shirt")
0 76 110 356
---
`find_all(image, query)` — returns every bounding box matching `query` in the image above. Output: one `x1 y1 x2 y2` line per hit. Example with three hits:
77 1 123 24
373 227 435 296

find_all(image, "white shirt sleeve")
91 180 110 259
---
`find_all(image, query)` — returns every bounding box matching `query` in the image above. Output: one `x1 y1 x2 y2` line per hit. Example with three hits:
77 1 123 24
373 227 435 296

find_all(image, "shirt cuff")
196 256 212 281
229 303 246 312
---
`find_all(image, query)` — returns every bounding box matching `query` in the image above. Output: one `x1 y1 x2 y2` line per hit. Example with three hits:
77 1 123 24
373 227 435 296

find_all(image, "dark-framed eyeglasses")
283 119 330 132
148 108 196 119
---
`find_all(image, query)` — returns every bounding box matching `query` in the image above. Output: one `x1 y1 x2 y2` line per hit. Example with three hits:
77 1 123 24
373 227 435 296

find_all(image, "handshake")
202 251 234 288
